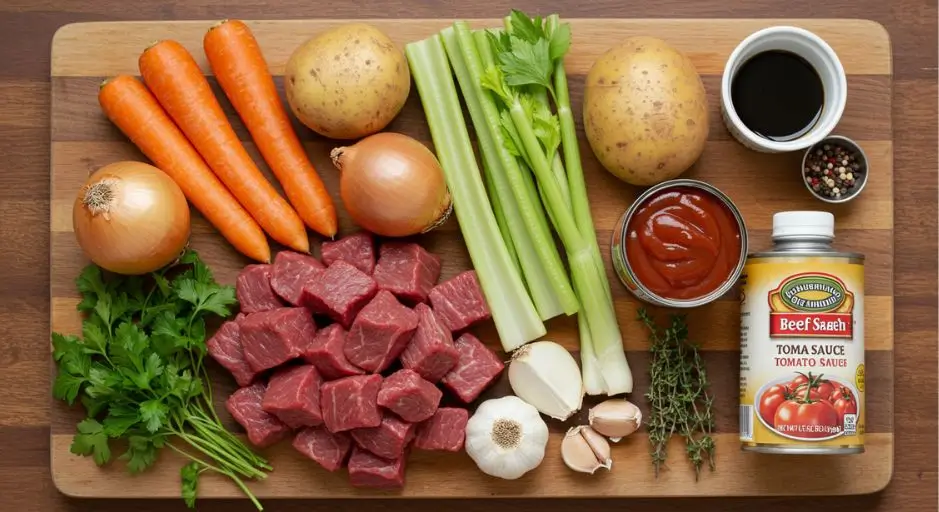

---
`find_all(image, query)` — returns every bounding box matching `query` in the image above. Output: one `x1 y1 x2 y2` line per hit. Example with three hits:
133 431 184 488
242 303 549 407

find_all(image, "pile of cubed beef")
207 231 505 489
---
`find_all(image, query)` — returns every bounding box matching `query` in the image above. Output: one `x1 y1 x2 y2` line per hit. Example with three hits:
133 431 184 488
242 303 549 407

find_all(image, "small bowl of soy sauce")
720 26 847 153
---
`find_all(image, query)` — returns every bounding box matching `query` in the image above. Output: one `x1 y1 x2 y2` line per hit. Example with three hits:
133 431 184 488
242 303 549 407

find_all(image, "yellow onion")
330 132 451 237
73 161 191 275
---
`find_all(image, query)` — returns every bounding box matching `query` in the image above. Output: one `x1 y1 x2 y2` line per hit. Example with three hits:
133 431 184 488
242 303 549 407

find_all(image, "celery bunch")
407 11 633 394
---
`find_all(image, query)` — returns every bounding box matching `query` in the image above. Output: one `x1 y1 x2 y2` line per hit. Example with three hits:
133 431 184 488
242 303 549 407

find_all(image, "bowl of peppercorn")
801 135 868 203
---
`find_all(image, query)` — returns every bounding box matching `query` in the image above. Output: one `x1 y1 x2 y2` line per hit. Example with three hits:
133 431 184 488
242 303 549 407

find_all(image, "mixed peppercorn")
803 142 866 201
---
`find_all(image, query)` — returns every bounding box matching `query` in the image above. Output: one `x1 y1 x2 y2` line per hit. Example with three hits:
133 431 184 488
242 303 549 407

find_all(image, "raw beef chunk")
377 369 441 423
413 407 469 452
301 260 379 328
226 383 290 448
440 333 505 403
344 291 419 373
348 446 407 489
350 413 416 460
270 251 325 305
207 319 257 387
236 264 283 313
320 374 383 433
372 242 442 303
321 231 376 275
240 307 317 373
301 324 365 380
262 364 324 429
292 426 353 472
428 270 491 332
399 304 458 383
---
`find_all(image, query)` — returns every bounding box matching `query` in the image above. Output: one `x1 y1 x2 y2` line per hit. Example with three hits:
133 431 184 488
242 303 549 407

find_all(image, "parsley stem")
167 442 263 511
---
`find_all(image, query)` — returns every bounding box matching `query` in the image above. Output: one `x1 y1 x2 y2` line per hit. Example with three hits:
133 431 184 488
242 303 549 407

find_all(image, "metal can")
611 178 748 308
739 211 865 454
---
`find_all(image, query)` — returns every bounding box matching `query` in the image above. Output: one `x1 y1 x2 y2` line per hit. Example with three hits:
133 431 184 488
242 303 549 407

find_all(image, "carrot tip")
209 19 230 30
144 39 164 51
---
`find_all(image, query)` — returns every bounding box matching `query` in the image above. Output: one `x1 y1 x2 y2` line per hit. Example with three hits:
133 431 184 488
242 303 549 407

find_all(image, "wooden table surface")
0 0 935 511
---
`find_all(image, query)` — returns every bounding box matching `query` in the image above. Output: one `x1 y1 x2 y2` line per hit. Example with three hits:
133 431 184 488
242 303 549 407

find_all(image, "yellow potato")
583 36 709 186
285 23 410 140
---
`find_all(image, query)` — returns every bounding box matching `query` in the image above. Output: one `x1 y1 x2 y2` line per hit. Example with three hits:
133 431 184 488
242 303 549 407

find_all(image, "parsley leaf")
139 399 169 433
121 434 163 473
198 285 236 318
53 370 85 404
111 322 149 373
70 418 111 466
131 353 164 391
103 410 141 438
75 265 106 300
181 461 203 508
81 322 108 356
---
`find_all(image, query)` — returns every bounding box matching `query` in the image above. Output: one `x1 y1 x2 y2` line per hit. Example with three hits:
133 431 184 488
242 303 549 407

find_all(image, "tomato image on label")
767 272 855 338
754 371 859 441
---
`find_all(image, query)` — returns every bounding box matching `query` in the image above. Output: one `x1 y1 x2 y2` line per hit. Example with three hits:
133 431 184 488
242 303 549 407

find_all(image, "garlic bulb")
588 399 642 442
507 340 585 420
464 396 549 480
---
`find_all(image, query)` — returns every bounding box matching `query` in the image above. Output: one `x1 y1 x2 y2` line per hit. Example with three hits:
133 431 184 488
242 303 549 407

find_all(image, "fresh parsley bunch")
52 249 270 510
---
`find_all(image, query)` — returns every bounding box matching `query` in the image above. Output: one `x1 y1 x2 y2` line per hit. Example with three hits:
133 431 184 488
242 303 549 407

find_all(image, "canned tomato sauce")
739 211 865 454
611 179 748 308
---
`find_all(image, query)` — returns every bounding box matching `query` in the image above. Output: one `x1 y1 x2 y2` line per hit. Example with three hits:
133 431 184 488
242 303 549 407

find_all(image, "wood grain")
0 1 934 511
48 17 895 501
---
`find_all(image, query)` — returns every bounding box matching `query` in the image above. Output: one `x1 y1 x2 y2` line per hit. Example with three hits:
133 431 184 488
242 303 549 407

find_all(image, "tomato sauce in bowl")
611 179 748 307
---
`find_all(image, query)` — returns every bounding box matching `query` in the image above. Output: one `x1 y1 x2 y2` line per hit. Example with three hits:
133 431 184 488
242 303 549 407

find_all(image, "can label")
740 256 864 449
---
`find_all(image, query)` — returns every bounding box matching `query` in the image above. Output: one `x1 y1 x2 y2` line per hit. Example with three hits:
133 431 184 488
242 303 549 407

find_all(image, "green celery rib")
444 23 579 320
549 14 631 394
474 30 561 278
491 16 633 394
578 310 606 395
405 35 546 352
480 158 522 278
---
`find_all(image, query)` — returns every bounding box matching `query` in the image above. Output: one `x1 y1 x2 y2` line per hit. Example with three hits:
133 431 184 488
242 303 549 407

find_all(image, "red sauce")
625 186 742 300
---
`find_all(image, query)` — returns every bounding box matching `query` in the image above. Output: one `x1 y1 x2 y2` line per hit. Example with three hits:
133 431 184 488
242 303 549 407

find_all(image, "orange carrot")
98 75 271 263
204 19 338 238
138 39 310 253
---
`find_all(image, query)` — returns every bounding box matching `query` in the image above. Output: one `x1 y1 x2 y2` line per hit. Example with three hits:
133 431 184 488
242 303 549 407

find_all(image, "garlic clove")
508 341 585 421
561 426 612 474
588 399 642 442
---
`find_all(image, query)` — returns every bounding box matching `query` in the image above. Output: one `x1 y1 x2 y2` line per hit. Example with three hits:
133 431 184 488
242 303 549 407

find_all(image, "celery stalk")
405 36 546 351
481 158 522 277
488 12 634 394
443 23 579 319
549 14 629 392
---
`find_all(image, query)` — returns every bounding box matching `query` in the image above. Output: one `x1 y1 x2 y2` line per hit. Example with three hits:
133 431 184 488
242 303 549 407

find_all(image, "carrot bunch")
98 20 338 263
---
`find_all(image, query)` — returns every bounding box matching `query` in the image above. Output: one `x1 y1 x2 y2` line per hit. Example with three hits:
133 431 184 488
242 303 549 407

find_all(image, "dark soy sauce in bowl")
730 50 824 142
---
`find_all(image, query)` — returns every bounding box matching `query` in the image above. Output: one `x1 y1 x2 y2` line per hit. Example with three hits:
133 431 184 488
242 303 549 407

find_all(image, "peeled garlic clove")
561 426 612 474
588 399 642 442
508 341 584 421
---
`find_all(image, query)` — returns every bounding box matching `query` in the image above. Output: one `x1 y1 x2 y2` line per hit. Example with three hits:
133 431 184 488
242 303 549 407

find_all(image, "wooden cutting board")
49 18 894 500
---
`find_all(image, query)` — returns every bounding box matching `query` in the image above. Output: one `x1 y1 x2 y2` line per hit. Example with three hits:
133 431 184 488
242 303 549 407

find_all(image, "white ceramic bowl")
721 26 847 153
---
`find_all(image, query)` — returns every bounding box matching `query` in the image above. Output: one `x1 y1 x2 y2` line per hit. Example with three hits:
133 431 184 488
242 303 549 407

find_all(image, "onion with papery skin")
330 132 451 237
73 161 191 275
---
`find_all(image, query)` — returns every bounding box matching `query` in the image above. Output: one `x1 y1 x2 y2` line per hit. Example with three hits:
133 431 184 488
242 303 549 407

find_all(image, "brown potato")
583 36 709 186
285 23 410 140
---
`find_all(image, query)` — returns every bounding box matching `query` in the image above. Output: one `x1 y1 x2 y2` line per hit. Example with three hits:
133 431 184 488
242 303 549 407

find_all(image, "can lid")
772 211 835 239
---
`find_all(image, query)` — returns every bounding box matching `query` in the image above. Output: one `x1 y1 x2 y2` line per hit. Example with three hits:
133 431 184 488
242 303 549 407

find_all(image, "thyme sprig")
639 307 716 479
